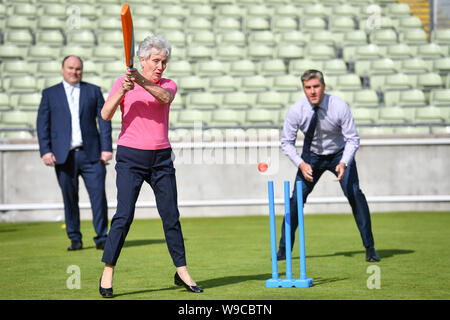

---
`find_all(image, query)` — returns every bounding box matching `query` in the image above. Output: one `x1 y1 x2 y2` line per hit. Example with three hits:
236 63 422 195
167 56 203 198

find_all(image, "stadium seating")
0 0 448 140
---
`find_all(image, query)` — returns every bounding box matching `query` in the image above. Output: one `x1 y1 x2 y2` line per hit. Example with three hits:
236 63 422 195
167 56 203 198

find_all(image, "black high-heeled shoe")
99 276 113 298
174 272 203 293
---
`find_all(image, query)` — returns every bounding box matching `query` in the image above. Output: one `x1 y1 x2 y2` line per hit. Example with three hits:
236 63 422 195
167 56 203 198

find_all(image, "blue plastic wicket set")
266 180 313 288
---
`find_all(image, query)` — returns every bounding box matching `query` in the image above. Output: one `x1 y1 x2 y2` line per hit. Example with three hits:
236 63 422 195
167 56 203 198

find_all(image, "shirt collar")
62 79 80 90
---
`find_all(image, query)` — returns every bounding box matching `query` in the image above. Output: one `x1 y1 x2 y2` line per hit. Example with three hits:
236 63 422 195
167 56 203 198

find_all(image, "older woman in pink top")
98 35 203 297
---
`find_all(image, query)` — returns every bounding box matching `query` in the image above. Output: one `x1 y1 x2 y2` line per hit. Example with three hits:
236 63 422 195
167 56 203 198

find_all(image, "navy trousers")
278 149 375 252
102 146 186 267
55 148 108 245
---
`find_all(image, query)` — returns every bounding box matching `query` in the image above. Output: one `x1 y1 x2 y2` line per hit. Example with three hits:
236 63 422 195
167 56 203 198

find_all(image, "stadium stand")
0 0 449 142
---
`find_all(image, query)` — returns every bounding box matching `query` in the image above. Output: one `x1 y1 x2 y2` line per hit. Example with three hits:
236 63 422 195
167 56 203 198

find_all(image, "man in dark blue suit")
37 56 113 251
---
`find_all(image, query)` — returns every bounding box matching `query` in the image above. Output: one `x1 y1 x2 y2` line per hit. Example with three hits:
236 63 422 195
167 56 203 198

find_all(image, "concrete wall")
1 137 450 222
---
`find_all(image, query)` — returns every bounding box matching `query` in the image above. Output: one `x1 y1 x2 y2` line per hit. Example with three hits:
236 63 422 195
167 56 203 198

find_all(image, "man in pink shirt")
99 35 202 297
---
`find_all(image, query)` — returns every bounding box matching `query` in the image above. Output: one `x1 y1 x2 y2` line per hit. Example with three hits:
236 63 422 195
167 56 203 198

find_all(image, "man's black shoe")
366 247 380 262
67 240 82 251
277 249 286 261
96 241 106 250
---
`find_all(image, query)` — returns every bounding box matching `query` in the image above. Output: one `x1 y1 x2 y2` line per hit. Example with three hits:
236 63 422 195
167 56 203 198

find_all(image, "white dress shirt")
62 80 83 149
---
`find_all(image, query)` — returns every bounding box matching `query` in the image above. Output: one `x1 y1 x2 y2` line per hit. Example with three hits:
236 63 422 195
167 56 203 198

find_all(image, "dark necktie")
301 106 319 164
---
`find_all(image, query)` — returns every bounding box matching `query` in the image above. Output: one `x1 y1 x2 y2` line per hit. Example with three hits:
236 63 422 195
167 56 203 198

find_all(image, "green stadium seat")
229 59 257 76
358 126 395 136
187 30 216 46
102 61 125 77
367 58 398 76
431 28 450 46
222 91 255 109
0 44 27 59
394 126 430 135
38 76 62 91
170 93 185 110
66 30 96 46
332 4 359 18
429 89 450 107
10 3 37 16
214 17 241 32
177 75 208 92
195 60 228 76
395 16 423 32
399 29 428 45
5 16 36 30
378 107 415 124
160 30 186 48
341 30 368 48
272 74 301 92
245 16 271 31
309 30 337 46
400 58 430 74
209 75 240 92
185 92 222 110
274 4 302 18
304 44 336 60
188 4 215 18
352 89 379 108
275 44 304 60
433 57 450 75
259 59 286 76
216 31 246 46
246 109 279 126
335 74 363 91
384 3 411 17
302 3 331 18
415 72 444 91
97 30 123 46
248 30 276 45
329 16 357 32
432 126 450 135
241 75 271 92
384 89 425 108
359 16 396 32
385 43 414 60
1 60 34 75
322 59 349 76
35 60 61 76
4 29 33 45
215 4 244 18
271 16 298 32
185 17 213 32
210 109 246 126
97 17 122 31
247 43 275 60
277 30 310 46
371 73 414 91
161 4 189 19
4 76 39 93
0 130 34 140
301 17 327 32
0 93 12 111
351 107 379 124
415 43 447 59
40 4 66 17
415 106 450 123
327 90 354 106
28 45 60 61
369 29 398 46
176 109 211 126
91 45 122 62
10 92 41 111
0 110 36 128
186 45 214 61
82 75 113 93
254 91 287 109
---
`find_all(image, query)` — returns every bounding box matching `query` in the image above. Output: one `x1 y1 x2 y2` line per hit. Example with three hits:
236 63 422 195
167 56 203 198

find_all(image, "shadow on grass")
305 249 414 259
123 239 166 248
110 273 346 297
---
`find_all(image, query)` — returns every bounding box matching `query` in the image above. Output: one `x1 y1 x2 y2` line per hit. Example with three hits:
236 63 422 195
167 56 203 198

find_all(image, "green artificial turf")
0 211 449 300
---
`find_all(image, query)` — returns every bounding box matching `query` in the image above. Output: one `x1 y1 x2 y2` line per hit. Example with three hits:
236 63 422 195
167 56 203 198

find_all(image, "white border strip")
1 138 450 151
1 195 450 211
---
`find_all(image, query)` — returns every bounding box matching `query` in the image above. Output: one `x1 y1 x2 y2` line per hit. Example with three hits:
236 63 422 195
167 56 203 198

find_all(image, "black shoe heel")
99 276 113 298
174 272 203 293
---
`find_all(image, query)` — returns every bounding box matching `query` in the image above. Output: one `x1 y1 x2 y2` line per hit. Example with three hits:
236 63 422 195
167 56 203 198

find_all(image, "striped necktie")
301 106 319 164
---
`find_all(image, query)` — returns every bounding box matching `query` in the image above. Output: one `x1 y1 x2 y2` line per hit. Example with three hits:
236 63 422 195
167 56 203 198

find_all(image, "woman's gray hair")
301 69 325 85
137 34 172 62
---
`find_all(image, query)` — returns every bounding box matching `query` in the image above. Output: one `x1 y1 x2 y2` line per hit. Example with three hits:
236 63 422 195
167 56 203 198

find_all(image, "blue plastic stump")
266 180 313 288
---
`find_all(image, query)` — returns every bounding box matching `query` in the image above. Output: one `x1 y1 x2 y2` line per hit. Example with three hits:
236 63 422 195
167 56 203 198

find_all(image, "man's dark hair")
62 55 83 68
301 69 325 85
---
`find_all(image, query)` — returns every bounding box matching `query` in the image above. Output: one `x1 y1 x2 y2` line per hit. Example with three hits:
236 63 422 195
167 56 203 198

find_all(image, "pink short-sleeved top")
108 76 177 150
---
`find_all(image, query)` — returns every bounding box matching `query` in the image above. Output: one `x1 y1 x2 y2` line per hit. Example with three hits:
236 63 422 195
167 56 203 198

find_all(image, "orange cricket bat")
121 4 134 69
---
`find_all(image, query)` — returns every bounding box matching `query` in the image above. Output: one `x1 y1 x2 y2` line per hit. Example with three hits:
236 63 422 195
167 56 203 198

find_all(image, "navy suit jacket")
37 81 112 165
